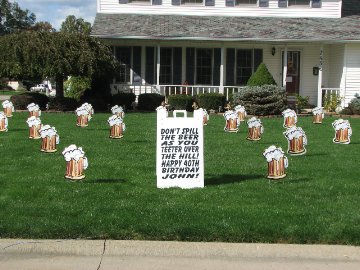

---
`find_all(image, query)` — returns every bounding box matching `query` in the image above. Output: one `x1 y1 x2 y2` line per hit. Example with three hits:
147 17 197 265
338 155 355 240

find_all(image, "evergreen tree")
247 63 277 86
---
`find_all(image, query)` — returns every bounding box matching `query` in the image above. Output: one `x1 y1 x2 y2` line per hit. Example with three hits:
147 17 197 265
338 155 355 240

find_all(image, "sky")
13 0 97 30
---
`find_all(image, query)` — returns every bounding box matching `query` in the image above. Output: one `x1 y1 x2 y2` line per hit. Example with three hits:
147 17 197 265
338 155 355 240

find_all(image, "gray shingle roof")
91 13 360 42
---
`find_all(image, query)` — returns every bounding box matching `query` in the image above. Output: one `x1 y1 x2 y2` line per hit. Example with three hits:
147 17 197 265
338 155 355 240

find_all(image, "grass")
1 111 360 244
0 90 26 96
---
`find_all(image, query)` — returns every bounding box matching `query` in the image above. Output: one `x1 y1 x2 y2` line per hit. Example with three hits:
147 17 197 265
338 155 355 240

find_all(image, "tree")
246 63 277 86
0 31 118 97
60 15 91 35
0 0 36 35
32 21 55 32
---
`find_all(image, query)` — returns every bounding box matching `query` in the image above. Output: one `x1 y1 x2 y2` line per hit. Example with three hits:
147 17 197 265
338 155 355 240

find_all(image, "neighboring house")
92 0 360 107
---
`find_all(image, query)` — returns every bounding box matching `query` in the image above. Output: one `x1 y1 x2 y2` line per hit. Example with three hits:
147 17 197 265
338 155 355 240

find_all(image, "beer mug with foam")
62 145 88 180
26 116 42 139
108 115 126 139
234 105 247 122
263 145 288 180
284 126 307 155
2 100 14 117
332 119 352 144
224 110 239 133
312 107 324 124
0 112 8 132
246 117 263 141
282 109 297 128
39 125 59 153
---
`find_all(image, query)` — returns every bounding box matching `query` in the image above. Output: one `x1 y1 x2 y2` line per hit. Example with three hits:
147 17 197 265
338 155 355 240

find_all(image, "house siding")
98 0 341 18
344 44 360 105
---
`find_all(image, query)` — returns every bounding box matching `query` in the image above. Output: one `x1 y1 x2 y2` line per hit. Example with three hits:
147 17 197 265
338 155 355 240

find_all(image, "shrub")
47 97 78 111
167 94 194 111
323 93 342 112
196 93 226 111
10 92 49 110
347 97 360 115
295 94 309 112
232 85 287 116
64 76 91 101
110 93 136 110
138 93 165 111
247 63 277 86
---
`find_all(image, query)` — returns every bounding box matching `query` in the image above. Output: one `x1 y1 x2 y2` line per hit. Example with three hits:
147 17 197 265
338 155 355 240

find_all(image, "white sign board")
156 109 204 189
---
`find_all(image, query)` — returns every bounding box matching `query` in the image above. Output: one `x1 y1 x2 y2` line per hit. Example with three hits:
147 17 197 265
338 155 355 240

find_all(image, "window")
196 49 213 85
160 48 172 84
236 0 257 5
115 47 131 84
288 0 310 6
236 50 253 85
183 0 203 4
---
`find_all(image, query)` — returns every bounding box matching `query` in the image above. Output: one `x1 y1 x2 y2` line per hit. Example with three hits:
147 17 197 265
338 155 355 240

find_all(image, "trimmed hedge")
347 97 360 115
138 93 165 111
232 85 287 116
247 63 277 86
10 92 49 110
167 95 194 111
197 93 226 110
47 97 79 111
110 93 136 110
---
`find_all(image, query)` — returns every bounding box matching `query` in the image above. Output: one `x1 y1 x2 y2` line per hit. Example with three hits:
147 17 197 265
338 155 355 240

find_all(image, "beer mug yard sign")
156 109 204 189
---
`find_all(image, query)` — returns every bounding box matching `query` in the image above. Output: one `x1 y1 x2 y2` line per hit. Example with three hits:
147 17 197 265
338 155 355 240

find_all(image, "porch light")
271 47 276 56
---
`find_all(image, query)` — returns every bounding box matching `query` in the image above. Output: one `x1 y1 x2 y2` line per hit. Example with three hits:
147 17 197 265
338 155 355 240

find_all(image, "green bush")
138 93 165 111
323 93 342 112
64 76 91 101
232 85 287 116
196 93 226 110
247 63 277 86
110 93 136 110
10 92 49 110
47 97 78 111
347 97 360 115
167 94 194 111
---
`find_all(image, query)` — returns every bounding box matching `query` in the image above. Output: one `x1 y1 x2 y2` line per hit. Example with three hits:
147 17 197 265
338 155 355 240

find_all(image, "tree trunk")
55 75 64 98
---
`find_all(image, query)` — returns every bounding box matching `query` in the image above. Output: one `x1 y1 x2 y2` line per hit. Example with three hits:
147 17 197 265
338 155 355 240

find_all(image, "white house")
91 0 360 107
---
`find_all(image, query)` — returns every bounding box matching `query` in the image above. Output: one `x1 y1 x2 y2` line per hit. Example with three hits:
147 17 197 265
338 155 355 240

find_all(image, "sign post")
156 109 204 189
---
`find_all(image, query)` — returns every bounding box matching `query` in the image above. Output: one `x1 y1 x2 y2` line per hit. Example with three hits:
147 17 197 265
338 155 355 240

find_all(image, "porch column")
283 46 288 87
141 46 146 85
220 47 224 94
317 45 323 107
182 47 186 84
156 45 160 92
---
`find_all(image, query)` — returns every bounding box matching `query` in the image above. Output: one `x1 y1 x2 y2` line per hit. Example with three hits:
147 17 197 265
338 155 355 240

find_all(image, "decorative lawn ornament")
282 109 297 128
332 119 352 144
2 100 14 117
27 103 41 118
156 105 168 117
234 105 247 122
39 125 59 153
283 126 307 155
201 108 209 126
26 116 42 139
224 110 239 132
75 106 92 127
0 112 8 132
111 105 125 118
246 117 264 141
62 144 88 180
108 115 126 139
81 103 94 116
263 145 288 180
312 107 324 124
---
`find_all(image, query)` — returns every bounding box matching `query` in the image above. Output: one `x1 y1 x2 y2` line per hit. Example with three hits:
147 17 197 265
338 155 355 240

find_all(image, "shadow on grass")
205 174 263 185
88 178 127 184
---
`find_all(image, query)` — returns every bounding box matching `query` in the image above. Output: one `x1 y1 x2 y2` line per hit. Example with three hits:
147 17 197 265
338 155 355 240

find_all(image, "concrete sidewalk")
1 239 360 270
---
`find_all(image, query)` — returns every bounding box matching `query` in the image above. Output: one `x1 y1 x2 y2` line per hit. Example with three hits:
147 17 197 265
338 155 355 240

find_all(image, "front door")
283 51 300 94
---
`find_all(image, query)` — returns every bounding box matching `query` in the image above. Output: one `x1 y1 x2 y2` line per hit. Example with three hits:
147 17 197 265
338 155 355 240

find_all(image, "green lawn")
0 90 26 96
1 111 360 244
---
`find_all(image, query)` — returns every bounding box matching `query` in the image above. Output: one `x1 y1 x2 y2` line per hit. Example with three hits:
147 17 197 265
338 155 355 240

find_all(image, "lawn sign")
75 103 93 127
62 144 88 180
283 126 307 155
263 145 288 180
107 115 126 139
2 100 14 117
0 112 8 132
156 109 204 189
246 117 264 141
224 110 239 132
332 119 352 144
26 116 42 139
234 105 247 122
111 105 125 118
27 103 41 118
39 125 59 153
282 109 297 128
312 107 324 124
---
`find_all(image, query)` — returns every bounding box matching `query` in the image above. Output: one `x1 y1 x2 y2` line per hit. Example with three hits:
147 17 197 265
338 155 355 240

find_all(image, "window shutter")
226 0 235 7
259 0 268 7
312 0 321 8
173 48 182 85
145 47 155 85
278 0 287 7
186 48 195 85
226 48 235 86
205 0 215 6
119 0 129 4
172 0 181 5
132 46 142 85
213 49 221 86
153 0 162 4
253 49 263 73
